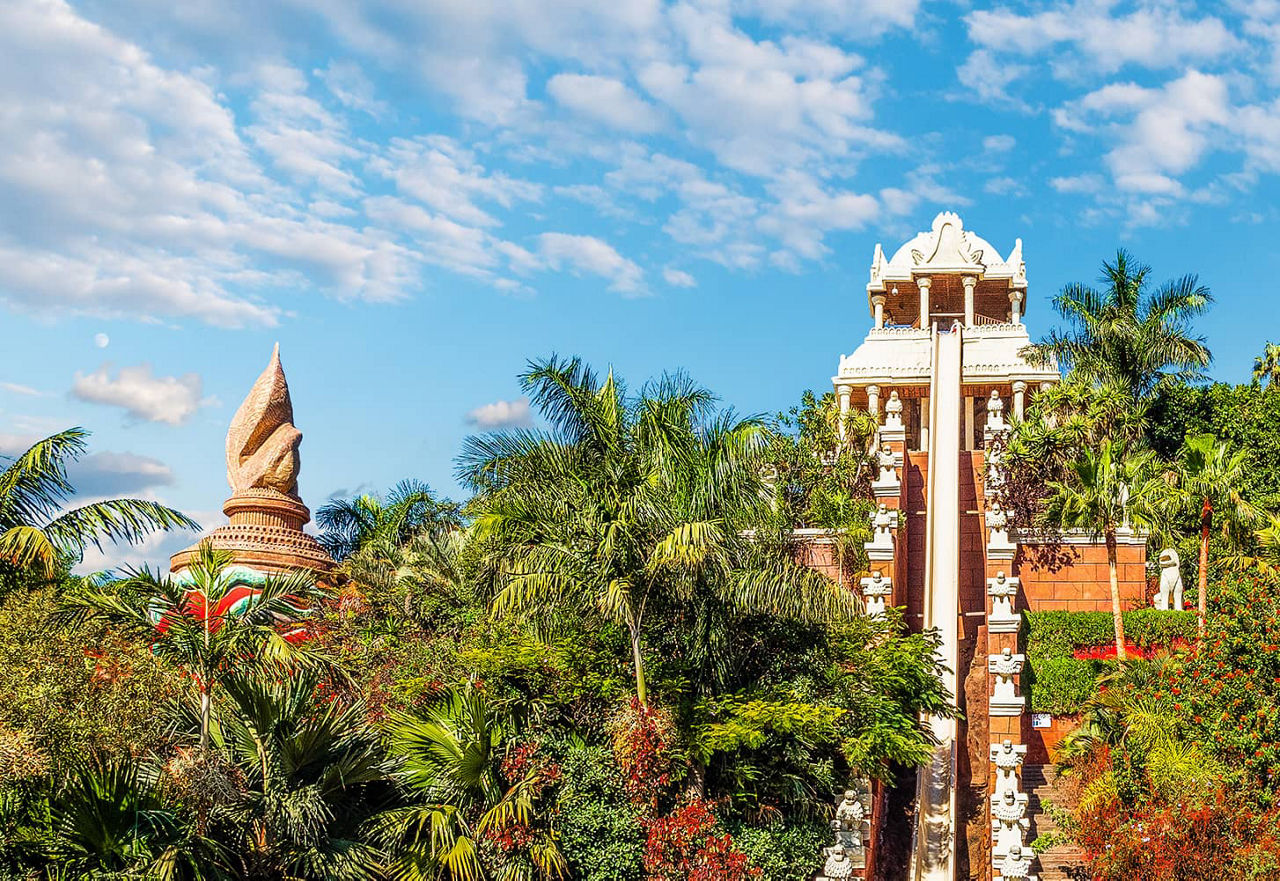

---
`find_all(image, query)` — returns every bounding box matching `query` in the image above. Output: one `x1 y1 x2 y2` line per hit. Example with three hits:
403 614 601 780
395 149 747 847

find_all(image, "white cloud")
757 171 879 262
1055 71 1231 194
734 0 921 38
93 332 110 348
71 362 212 425
67 451 175 496
1 381 42 396
966 3 1239 75
372 136 542 228
315 59 389 117
466 397 532 429
636 5 894 177
983 134 1016 152
538 232 645 294
1050 173 1106 194
956 50 1031 109
0 1 422 327
663 267 697 288
984 176 1027 197
548 74 664 133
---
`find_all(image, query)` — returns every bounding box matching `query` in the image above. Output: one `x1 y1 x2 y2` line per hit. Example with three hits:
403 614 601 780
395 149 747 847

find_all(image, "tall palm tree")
0 427 197 580
317 481 460 562
64 543 328 750
1253 342 1280 389
379 685 565 881
204 670 391 880
1042 440 1166 663
1174 435 1258 637
459 357 858 706
1025 250 1213 401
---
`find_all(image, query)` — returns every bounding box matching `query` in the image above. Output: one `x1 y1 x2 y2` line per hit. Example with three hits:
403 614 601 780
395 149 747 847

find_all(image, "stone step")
1021 765 1087 880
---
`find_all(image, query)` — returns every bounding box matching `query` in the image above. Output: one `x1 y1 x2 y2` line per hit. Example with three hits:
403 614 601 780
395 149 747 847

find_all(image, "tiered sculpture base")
169 488 335 576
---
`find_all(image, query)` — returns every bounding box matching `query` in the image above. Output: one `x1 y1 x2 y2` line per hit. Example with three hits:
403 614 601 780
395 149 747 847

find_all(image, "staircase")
1021 765 1086 881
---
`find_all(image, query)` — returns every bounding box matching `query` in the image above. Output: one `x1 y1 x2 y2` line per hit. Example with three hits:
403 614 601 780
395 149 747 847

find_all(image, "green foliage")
0 427 198 584
1024 610 1198 714
555 744 645 881
729 820 826 881
0 586 182 767
1147 382 1280 512
1024 249 1213 401
1026 610 1199 655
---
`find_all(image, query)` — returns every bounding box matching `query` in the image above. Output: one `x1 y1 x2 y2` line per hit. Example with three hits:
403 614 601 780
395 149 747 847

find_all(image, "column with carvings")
917 276 932 330
983 391 1036 881
963 275 977 326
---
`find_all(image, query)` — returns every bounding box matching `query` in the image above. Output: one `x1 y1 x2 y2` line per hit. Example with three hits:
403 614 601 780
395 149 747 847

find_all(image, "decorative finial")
225 343 302 497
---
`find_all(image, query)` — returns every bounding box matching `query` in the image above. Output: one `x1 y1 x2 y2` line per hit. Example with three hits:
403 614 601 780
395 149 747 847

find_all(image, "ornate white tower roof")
868 211 1026 314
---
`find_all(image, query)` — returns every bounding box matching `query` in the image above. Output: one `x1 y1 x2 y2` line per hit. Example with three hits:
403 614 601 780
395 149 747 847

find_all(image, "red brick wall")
1016 541 1148 612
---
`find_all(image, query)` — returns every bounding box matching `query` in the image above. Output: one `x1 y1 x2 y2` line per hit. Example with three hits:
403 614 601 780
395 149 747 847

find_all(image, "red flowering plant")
611 696 679 810
643 799 761 881
1057 574 1280 879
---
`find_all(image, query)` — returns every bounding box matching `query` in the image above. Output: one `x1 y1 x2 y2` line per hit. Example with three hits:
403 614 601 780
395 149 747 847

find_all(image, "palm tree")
317 480 460 562
65 543 328 750
379 685 565 881
44 756 225 879
0 427 197 580
1025 250 1213 401
459 357 859 706
1042 440 1166 663
1253 342 1280 389
342 521 471 623
1174 435 1258 637
203 670 390 880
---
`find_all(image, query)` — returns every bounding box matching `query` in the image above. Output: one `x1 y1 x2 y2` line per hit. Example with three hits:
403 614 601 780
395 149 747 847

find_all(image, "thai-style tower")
812 214 1151 881
170 344 335 578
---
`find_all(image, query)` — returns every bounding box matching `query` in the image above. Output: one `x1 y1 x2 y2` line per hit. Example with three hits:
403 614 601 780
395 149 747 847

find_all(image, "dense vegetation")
0 360 949 881
3 251 1280 879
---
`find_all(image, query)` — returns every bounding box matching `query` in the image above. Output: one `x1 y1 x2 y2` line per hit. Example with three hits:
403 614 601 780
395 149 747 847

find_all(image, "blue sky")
2 0 1279 569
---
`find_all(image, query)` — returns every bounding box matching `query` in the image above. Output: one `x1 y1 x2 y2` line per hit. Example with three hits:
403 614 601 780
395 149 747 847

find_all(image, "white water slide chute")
910 323 963 881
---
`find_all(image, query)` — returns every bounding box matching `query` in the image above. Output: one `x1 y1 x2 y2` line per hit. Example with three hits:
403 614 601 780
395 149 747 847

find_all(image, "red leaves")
612 697 676 809
643 800 760 881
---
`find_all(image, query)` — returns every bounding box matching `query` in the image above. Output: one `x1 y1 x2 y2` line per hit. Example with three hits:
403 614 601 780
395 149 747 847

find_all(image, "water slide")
910 323 963 881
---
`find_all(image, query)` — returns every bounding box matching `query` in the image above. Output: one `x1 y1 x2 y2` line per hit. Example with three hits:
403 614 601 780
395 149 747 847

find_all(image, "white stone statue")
1155 548 1185 611
986 501 1013 547
989 647 1026 713
814 787 870 878
861 571 892 618
876 443 898 484
988 572 1020 630
870 503 898 543
986 444 1006 492
884 390 904 431
1118 480 1131 529
991 788 1029 858
833 789 866 852
990 739 1027 799
986 390 1006 431
996 844 1036 881
819 845 855 880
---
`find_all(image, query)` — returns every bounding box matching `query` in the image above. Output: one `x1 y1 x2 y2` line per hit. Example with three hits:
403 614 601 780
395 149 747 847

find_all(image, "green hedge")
1023 610 1198 714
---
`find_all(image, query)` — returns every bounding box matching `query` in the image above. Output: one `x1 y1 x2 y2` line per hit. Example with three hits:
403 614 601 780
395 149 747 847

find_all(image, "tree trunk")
1199 498 1212 639
1106 528 1127 664
199 682 211 751
629 622 648 707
